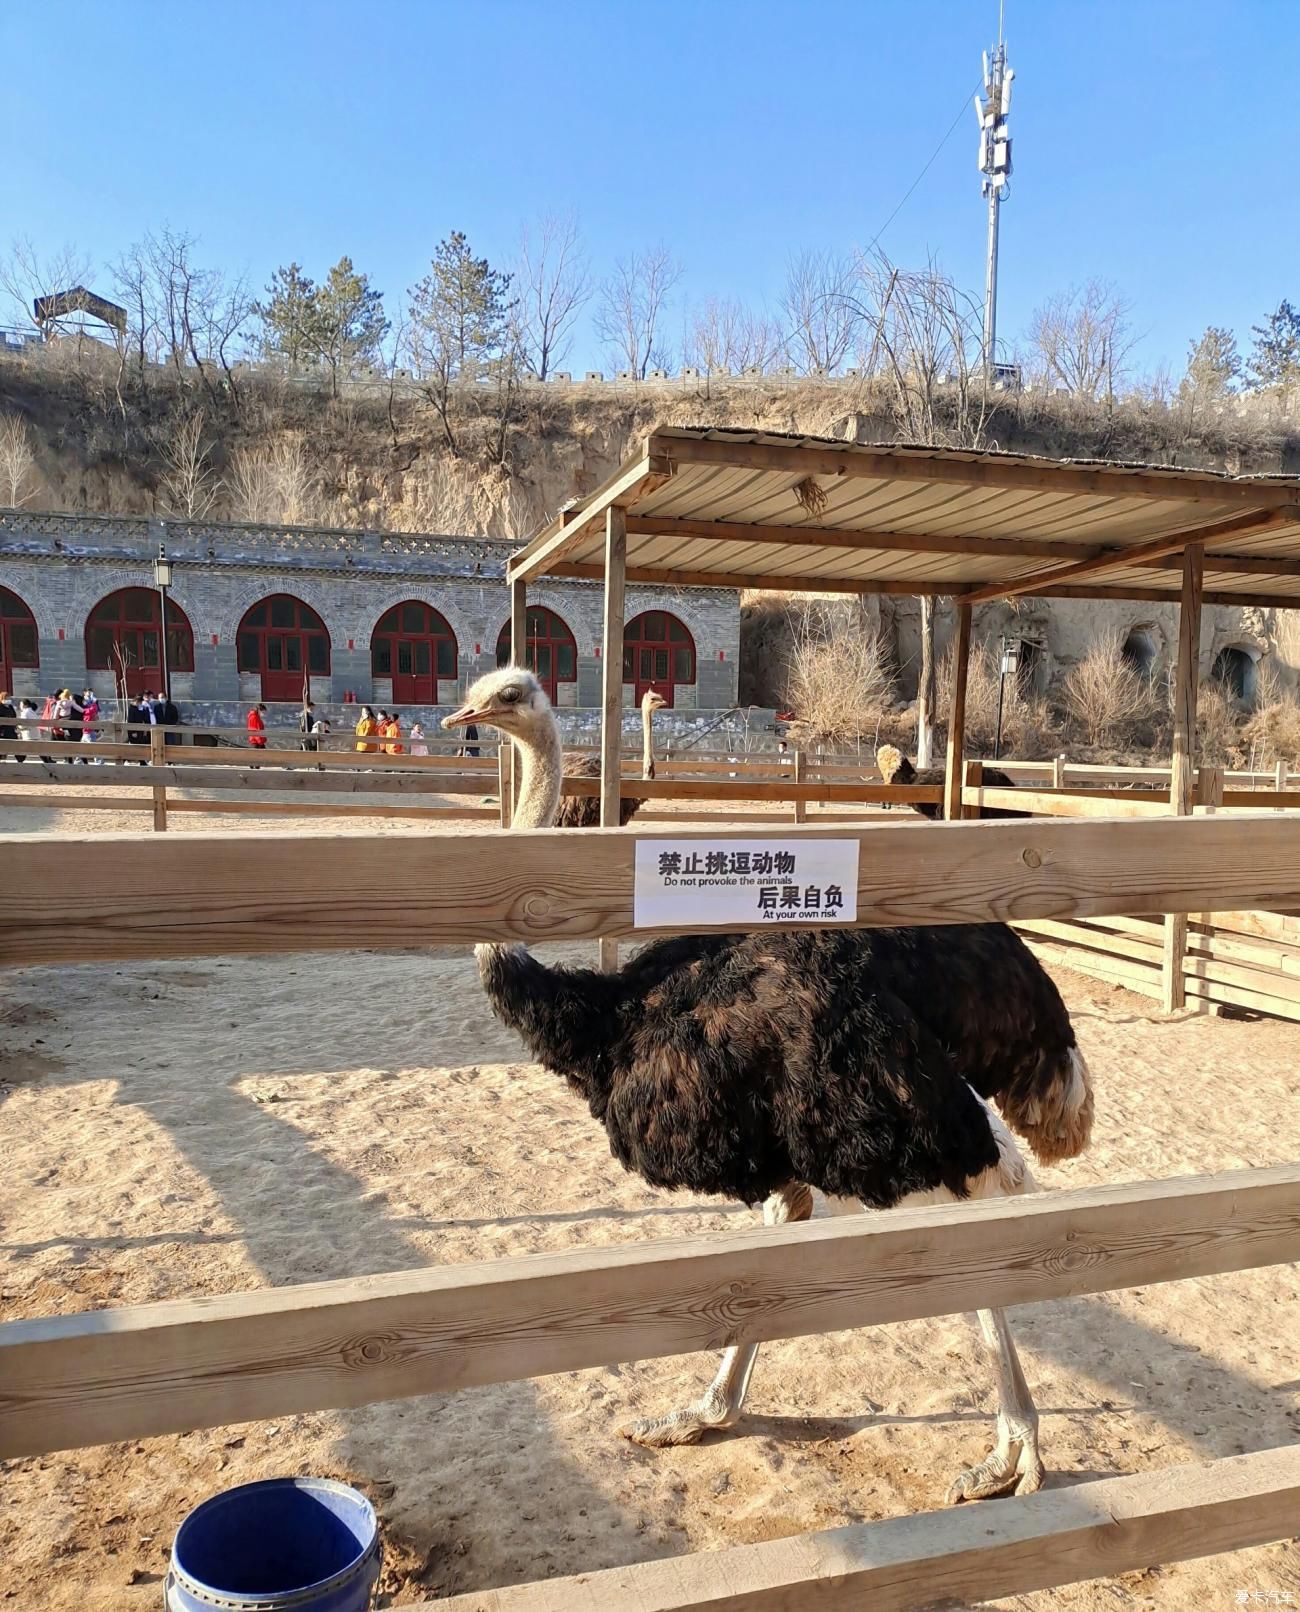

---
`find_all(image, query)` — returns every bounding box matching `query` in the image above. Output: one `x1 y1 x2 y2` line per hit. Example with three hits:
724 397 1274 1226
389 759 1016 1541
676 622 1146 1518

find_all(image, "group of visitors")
0 687 107 761
353 705 411 755
126 689 181 748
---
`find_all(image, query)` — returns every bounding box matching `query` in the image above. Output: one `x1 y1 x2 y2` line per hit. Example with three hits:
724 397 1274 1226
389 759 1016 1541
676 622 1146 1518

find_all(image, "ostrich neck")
476 715 563 971
641 702 654 778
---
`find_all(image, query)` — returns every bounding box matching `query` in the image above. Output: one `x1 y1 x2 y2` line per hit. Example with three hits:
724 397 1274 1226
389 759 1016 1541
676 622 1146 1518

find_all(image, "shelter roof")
507 427 1300 606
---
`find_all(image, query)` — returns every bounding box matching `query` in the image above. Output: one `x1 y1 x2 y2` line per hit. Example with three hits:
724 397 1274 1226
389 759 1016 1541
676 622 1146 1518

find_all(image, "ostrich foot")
619 1385 740 1447
946 1423 1045 1502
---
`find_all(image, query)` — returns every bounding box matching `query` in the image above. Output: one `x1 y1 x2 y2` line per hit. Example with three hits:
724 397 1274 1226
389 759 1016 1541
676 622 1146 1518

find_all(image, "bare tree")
0 236 95 331
229 435 316 524
158 409 221 518
779 249 861 374
683 296 781 374
594 246 681 378
1027 280 1136 401
0 414 38 506
850 251 991 447
516 212 591 380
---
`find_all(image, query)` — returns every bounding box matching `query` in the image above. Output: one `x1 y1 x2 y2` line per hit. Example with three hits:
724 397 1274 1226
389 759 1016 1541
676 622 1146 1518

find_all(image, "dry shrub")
229 434 318 524
1196 680 1243 765
786 608 896 747
1242 661 1300 762
1060 631 1159 746
938 640 1056 758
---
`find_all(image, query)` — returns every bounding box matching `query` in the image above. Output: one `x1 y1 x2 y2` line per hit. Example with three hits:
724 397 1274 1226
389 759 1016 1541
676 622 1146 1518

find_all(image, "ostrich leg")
620 1182 812 1448
946 1306 1044 1501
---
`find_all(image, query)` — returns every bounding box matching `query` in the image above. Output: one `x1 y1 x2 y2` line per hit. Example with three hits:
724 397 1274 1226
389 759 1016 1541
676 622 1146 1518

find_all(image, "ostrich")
554 688 666 828
445 668 1094 1502
876 743 1028 821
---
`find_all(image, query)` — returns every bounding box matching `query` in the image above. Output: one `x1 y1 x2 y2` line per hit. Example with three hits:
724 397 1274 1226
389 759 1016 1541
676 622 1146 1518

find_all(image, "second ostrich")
554 687 666 828
877 743 1028 820
445 668 1094 1502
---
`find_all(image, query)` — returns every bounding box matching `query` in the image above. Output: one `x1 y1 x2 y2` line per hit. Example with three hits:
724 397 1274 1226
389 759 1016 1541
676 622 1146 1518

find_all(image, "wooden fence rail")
5 814 1300 965
1 1163 1295 1460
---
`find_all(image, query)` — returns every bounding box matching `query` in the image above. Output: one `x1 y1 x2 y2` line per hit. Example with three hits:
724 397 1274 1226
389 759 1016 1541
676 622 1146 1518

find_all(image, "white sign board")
634 839 860 930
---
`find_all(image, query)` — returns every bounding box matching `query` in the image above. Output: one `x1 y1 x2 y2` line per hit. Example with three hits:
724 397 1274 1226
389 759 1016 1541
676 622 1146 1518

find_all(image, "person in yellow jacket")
354 705 378 754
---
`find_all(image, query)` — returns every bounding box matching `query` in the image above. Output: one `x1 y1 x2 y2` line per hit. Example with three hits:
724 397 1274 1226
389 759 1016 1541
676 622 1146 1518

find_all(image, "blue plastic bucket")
165 1477 382 1611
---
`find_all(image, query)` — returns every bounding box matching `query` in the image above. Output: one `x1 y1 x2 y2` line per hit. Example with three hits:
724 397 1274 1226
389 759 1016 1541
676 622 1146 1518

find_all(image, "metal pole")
993 661 1007 760
983 185 1000 374
158 579 170 700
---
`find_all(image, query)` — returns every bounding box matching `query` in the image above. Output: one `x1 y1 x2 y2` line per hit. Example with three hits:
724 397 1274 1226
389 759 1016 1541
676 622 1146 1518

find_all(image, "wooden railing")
2 816 1299 1606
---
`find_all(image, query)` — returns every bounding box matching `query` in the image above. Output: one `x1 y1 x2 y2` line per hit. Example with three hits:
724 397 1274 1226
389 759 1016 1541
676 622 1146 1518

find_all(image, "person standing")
383 710 403 755
80 689 101 760
126 696 150 761
247 703 267 750
299 701 318 753
409 722 428 756
162 691 180 744
354 705 378 754
16 697 38 760
0 691 15 760
463 721 480 759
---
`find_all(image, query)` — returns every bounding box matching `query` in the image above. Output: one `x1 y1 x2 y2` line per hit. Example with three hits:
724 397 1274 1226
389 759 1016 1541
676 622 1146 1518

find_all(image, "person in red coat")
247 704 267 749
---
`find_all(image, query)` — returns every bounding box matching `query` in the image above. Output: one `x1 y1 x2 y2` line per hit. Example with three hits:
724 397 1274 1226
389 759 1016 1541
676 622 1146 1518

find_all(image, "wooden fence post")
793 749 806 822
497 743 511 829
1053 754 1066 790
149 727 168 832
599 506 627 972
1163 542 1204 1012
964 758 983 820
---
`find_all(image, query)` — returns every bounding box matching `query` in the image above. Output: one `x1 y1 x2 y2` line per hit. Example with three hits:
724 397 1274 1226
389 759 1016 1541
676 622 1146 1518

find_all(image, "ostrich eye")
500 686 522 703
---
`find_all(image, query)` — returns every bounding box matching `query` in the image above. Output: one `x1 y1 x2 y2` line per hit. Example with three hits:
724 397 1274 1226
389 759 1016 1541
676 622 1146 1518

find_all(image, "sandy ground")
1 802 1299 1609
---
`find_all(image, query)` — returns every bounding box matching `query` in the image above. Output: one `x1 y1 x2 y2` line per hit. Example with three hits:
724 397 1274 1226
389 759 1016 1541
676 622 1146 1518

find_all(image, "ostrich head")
641 689 668 714
443 666 552 739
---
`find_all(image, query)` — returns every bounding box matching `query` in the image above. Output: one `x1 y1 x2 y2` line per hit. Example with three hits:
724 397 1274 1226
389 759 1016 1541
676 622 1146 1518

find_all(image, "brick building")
0 511 741 734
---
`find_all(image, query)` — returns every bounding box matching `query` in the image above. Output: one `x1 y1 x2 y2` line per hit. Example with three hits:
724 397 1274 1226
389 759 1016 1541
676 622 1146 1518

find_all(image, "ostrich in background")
877 743 1029 821
445 668 1094 1502
555 687 666 828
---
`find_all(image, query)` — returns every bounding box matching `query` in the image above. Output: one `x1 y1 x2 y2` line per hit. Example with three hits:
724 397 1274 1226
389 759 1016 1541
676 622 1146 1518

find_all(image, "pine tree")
1183 326 1241 401
1248 301 1300 388
406 233 517 453
255 263 317 366
311 257 389 397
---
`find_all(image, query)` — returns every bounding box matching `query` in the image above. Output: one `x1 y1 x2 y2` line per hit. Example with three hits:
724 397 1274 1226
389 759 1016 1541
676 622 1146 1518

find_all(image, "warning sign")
633 839 860 929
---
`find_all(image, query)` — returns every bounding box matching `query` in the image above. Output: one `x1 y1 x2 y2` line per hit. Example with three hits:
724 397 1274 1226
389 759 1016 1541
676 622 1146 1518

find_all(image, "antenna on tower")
975 9 1013 376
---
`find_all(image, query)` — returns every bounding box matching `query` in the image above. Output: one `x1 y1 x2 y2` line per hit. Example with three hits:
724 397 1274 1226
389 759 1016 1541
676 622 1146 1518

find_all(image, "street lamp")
993 634 1019 760
153 541 174 701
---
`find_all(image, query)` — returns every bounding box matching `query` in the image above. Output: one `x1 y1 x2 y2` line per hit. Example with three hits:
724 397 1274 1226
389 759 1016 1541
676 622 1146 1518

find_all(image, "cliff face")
3 350 1299 716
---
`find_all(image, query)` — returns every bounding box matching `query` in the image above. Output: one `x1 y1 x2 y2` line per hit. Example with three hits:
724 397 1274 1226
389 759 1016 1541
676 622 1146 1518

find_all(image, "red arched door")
495 606 577 703
237 595 331 702
372 601 458 704
623 610 695 707
0 587 39 693
85 588 194 697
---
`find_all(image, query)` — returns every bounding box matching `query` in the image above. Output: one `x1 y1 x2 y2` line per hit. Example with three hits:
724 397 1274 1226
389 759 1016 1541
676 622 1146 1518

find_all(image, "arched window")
237 595 331 702
495 605 577 703
0 587 39 692
623 610 695 708
86 587 194 697
372 600 458 703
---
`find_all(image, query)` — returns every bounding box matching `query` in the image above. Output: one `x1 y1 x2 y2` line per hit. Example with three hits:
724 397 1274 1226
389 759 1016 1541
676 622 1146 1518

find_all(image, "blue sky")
2 0 1294 377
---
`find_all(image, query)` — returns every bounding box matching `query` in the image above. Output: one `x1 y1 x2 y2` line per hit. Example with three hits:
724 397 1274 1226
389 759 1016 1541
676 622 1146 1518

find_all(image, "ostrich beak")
442 702 495 730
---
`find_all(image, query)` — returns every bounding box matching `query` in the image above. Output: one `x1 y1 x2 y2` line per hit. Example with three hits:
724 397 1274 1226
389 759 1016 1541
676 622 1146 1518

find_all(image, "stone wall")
0 511 741 729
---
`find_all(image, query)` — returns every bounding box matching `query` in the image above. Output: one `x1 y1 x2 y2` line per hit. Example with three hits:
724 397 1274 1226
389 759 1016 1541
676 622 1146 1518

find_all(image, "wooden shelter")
507 426 1300 1000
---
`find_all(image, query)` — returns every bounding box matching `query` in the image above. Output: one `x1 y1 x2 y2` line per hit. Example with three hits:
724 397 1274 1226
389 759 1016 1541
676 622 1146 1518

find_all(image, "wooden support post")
149 727 167 832
944 601 972 820
598 505 627 972
792 749 806 821
1163 542 1204 1012
1196 765 1225 811
1276 756 1288 809
1053 754 1066 790
507 576 527 819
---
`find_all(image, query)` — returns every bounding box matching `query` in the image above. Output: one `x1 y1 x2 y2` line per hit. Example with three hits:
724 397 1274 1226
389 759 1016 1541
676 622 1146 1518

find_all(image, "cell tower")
974 15 1014 374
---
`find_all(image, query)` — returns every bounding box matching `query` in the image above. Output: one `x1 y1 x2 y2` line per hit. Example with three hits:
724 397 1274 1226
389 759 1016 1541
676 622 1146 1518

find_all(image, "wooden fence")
1 815 1299 1604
